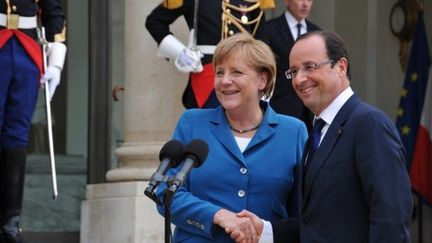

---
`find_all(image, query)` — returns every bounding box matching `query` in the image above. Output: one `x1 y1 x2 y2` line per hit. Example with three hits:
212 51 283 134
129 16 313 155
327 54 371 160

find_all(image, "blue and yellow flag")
396 11 430 170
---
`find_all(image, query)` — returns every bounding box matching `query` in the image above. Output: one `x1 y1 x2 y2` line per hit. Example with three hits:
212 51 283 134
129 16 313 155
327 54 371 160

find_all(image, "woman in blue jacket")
156 33 307 243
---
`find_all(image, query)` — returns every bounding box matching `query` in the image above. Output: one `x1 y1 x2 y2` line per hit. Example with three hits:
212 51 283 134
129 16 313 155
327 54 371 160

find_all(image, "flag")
396 11 430 168
410 66 432 203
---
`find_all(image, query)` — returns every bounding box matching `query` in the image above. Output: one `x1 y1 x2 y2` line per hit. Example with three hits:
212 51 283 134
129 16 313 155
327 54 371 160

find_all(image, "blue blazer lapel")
210 104 278 165
247 106 278 150
302 95 361 208
298 138 310 204
210 107 245 165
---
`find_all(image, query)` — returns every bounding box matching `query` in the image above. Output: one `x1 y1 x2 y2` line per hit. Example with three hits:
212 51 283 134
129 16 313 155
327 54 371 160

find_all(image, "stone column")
81 1 187 242
107 0 187 181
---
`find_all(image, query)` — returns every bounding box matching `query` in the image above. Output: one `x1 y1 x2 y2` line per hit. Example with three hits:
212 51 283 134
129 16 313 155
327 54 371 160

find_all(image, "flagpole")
418 195 423 243
416 4 424 243
415 5 423 243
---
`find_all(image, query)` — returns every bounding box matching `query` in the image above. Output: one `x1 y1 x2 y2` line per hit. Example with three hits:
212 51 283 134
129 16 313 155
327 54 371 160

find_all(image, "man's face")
285 0 313 21
289 35 349 115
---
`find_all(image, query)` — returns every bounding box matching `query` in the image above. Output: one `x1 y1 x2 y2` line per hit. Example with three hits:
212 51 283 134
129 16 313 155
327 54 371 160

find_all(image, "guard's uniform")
146 0 274 108
0 0 65 148
0 1 65 242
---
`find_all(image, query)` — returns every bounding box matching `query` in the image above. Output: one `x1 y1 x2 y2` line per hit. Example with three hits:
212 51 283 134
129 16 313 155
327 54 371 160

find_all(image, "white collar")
318 87 354 125
284 10 306 30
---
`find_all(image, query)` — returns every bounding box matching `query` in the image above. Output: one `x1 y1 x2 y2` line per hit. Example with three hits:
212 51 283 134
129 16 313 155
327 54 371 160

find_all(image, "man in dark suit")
229 31 413 243
256 0 319 130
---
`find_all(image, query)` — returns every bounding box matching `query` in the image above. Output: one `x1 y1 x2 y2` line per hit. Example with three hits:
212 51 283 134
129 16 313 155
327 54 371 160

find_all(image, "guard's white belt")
0 13 37 29
197 45 216 55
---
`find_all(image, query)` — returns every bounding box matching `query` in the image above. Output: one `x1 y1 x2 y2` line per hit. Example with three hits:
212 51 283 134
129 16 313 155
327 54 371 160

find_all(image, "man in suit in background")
230 31 413 243
256 0 319 131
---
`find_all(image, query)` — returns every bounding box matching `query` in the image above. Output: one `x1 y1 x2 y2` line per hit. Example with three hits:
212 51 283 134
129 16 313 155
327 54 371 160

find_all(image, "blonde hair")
212 33 276 100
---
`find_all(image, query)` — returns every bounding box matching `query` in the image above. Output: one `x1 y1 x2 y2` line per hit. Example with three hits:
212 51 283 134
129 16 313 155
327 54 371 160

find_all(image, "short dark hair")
296 31 351 80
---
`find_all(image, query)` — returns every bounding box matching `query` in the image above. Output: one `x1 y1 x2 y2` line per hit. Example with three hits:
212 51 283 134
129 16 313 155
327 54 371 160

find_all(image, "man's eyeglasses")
285 59 335 79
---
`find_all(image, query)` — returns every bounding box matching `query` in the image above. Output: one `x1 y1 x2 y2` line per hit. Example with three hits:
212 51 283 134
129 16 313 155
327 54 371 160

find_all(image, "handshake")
214 209 264 243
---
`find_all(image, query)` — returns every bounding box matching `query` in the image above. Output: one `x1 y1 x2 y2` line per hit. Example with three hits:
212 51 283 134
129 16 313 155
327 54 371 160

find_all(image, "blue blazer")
273 95 413 243
156 103 307 242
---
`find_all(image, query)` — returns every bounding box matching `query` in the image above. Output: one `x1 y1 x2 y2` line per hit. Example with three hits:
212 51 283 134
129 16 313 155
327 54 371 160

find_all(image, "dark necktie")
296 23 302 40
304 118 326 174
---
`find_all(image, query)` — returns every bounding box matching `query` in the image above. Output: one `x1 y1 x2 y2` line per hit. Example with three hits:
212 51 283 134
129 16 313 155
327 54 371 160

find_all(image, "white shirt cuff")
258 220 273 243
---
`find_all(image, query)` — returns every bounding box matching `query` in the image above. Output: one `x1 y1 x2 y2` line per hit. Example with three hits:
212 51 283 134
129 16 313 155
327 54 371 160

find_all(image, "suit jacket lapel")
210 107 245 165
278 14 294 46
246 106 277 150
301 95 361 209
210 104 278 166
305 19 320 32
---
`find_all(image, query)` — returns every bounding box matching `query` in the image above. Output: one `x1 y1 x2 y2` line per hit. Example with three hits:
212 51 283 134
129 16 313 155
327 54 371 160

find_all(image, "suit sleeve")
145 0 194 44
286 121 308 216
39 0 66 42
354 109 412 243
271 121 306 243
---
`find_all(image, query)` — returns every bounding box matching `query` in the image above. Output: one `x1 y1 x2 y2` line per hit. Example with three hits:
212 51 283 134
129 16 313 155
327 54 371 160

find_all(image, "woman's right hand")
213 208 258 243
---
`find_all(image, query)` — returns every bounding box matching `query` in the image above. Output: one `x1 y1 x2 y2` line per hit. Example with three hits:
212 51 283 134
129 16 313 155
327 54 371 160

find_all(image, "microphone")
168 139 208 193
145 140 184 200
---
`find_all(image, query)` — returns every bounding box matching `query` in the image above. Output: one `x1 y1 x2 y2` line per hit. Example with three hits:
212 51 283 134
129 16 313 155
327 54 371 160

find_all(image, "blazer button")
240 167 247 174
302 218 310 226
238 190 245 197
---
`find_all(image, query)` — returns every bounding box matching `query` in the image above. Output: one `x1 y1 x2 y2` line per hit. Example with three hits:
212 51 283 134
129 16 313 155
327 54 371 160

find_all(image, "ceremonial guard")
0 1 66 242
146 0 275 109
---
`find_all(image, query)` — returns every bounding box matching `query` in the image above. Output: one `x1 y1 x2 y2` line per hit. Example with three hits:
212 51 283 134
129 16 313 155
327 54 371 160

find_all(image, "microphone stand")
144 176 173 243
163 189 175 243
144 175 177 243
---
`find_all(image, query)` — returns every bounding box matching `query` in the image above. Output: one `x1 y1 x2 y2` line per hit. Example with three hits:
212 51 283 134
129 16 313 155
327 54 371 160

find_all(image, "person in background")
153 33 307 243
230 31 413 243
146 0 274 109
0 1 67 242
256 0 319 131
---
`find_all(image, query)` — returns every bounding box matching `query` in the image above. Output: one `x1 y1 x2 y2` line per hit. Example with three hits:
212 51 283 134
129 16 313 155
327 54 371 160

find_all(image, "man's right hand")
214 209 258 243
228 210 264 243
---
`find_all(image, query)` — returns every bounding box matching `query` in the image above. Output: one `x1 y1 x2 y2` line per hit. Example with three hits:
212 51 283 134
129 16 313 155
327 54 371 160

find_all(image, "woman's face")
214 52 267 113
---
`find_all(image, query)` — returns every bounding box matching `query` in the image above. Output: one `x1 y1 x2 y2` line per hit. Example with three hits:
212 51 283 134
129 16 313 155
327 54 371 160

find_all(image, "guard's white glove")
175 47 203 73
41 65 61 99
157 31 203 73
40 42 67 100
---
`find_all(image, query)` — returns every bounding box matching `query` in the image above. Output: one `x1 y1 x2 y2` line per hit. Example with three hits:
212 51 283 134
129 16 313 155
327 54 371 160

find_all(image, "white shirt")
258 87 354 243
284 10 307 40
316 87 354 143
234 136 252 153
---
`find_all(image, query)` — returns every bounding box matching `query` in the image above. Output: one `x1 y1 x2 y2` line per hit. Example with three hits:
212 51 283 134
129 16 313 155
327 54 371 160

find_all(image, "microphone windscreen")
159 140 184 167
183 139 209 167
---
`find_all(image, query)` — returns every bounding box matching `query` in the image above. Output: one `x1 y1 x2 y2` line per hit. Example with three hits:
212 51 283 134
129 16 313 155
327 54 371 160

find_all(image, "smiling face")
285 0 313 21
214 52 267 113
289 34 349 115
